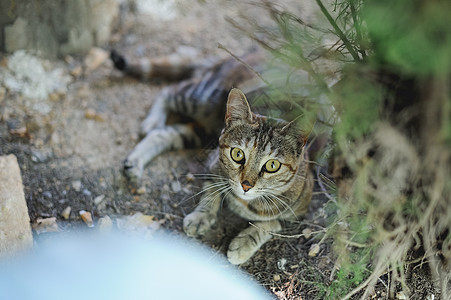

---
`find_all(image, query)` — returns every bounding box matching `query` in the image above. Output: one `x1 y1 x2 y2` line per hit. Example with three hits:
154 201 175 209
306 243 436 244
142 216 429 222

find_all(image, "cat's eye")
230 148 245 164
264 159 281 173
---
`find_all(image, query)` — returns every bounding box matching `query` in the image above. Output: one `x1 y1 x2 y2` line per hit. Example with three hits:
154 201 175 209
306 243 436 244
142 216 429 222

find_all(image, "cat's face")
218 89 306 201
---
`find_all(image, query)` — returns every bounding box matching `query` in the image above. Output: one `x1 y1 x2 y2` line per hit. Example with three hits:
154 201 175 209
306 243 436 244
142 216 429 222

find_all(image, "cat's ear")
281 120 308 148
225 88 253 125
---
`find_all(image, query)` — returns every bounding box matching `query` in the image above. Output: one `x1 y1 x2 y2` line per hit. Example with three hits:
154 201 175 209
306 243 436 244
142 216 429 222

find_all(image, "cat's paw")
227 234 259 265
123 158 143 184
183 211 216 238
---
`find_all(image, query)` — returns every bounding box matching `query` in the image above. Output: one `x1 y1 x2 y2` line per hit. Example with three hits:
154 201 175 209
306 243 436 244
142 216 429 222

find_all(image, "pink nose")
241 180 253 192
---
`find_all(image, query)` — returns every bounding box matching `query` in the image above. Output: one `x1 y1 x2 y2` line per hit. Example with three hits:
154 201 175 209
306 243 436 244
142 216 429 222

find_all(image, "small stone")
79 210 94 227
61 206 71 219
116 213 161 236
48 92 60 101
31 151 49 163
42 191 52 199
185 173 195 182
82 189 92 196
84 108 105 122
302 228 313 239
171 181 182 193
308 243 320 257
97 216 113 231
277 258 287 271
396 292 407 300
32 217 60 234
84 47 109 72
273 274 280 282
72 180 82 192
0 87 6 102
136 187 146 195
70 65 83 77
94 194 106 205
7 119 28 138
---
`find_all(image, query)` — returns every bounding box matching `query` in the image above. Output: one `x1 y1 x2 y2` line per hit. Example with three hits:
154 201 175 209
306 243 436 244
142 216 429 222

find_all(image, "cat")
111 50 313 264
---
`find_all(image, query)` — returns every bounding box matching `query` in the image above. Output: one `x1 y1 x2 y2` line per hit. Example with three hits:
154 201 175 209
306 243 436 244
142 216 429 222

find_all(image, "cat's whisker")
263 191 297 220
178 180 229 205
261 195 280 219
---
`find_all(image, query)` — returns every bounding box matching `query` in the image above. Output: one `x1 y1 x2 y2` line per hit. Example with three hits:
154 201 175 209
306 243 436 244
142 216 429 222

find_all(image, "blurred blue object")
0 232 273 300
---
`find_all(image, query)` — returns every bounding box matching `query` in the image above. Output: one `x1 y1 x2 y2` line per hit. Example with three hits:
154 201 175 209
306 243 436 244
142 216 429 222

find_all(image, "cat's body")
111 50 313 264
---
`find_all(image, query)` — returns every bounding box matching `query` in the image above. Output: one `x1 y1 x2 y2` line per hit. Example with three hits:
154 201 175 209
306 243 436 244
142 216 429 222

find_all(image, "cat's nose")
241 180 254 192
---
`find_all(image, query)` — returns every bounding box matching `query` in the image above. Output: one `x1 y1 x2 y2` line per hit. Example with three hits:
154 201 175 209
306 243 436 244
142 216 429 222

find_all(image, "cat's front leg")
227 220 282 265
183 187 221 238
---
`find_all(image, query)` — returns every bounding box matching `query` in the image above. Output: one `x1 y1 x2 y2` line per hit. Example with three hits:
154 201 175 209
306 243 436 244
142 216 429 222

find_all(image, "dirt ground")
0 1 441 299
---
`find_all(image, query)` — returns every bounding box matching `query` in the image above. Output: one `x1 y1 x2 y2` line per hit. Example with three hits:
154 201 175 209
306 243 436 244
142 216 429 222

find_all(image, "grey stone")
0 154 33 258
1 0 119 57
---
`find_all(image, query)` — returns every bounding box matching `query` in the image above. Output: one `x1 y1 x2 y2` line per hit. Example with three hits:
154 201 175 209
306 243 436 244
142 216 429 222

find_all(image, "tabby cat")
111 50 313 264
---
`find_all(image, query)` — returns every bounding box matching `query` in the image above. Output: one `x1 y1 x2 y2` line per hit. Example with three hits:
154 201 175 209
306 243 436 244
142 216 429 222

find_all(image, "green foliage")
237 0 450 297
364 0 451 75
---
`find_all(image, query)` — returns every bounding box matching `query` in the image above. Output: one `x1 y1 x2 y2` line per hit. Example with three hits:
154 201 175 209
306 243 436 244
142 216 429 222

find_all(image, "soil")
0 1 441 299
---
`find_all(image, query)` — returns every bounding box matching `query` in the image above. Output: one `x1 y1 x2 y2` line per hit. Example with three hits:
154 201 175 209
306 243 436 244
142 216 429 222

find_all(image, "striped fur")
113 52 313 264
184 89 313 264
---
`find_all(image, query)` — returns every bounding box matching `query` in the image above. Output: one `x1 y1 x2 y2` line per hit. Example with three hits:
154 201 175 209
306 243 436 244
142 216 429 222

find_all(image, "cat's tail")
110 47 201 81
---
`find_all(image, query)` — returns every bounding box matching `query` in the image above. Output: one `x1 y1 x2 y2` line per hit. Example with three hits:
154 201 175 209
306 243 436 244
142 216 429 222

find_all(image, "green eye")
265 159 281 173
230 148 245 164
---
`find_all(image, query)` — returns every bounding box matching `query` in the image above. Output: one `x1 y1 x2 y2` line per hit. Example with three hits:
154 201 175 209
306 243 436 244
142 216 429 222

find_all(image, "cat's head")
218 88 307 201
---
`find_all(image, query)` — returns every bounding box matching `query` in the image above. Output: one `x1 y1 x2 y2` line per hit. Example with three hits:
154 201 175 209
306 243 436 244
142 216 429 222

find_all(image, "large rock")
0 154 33 257
0 0 119 57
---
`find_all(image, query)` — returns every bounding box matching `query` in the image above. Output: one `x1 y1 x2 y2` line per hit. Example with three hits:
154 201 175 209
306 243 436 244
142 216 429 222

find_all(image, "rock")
136 187 147 195
85 108 106 122
97 216 113 231
93 195 106 205
32 217 60 234
116 213 162 237
0 155 33 257
61 206 71 220
82 189 92 196
308 243 320 257
84 47 109 72
302 228 313 239
79 210 94 228
171 181 182 193
6 118 28 138
72 180 82 192
1 0 119 57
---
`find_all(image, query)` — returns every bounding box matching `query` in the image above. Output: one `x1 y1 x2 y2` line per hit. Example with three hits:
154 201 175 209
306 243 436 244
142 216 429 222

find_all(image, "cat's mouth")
231 184 259 201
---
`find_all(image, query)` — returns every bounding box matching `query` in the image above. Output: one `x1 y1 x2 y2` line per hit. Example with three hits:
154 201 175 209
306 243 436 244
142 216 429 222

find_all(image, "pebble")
0 87 6 102
396 292 407 300
97 216 113 231
79 210 94 227
42 191 52 199
82 189 92 196
308 243 320 257
85 108 105 122
32 217 60 234
116 212 161 236
61 206 71 219
136 187 146 195
302 228 313 239
93 194 106 205
84 47 109 72
171 181 182 193
31 151 50 163
185 173 195 182
6 119 28 138
273 274 280 282
72 180 82 192
277 258 287 271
